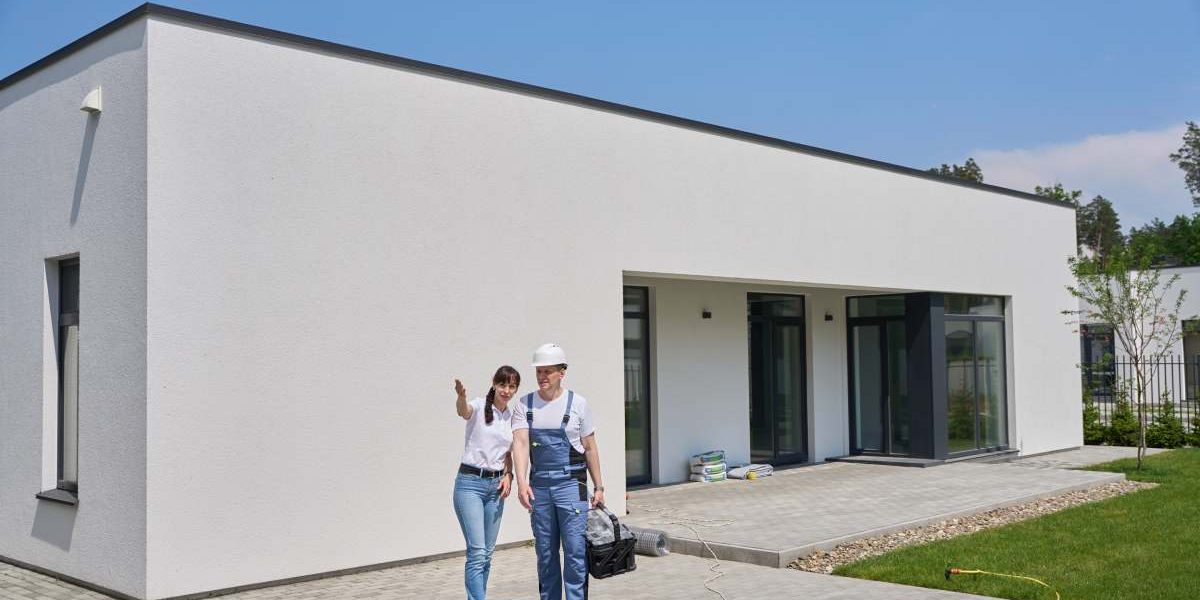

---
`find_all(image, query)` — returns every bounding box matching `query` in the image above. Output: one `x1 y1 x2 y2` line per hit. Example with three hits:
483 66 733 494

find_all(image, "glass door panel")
749 320 773 463
774 323 805 458
748 294 807 464
976 321 1006 448
887 319 910 454
946 320 978 453
623 287 651 485
852 325 884 452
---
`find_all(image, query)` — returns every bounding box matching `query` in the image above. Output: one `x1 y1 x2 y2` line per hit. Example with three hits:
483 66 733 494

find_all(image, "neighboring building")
0 5 1080 599
1079 265 1200 401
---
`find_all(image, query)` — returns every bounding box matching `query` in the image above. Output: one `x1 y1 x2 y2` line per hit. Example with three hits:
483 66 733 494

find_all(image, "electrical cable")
631 502 734 600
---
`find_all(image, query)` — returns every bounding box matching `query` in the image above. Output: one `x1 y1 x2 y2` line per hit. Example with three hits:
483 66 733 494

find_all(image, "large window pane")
946 320 977 452
976 321 1006 448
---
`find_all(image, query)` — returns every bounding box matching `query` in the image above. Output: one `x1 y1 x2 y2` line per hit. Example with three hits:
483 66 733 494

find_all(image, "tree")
1065 252 1187 469
928 158 984 183
1076 195 1124 266
1127 213 1200 267
1169 121 1200 207
1034 183 1082 207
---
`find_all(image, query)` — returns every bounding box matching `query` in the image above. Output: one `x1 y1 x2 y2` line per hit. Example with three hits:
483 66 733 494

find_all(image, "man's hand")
498 475 512 499
591 488 605 509
518 485 535 511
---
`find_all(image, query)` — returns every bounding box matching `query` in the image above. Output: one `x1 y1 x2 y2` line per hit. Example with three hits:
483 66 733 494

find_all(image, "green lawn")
834 449 1200 599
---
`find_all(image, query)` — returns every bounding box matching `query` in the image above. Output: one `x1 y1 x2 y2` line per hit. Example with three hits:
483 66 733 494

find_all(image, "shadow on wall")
31 501 77 550
72 114 99 224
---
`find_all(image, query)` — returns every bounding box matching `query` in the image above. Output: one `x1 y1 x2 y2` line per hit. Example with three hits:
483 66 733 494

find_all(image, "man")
512 343 605 600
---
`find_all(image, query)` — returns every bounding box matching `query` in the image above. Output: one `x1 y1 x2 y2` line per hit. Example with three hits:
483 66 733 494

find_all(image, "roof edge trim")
0 2 1070 208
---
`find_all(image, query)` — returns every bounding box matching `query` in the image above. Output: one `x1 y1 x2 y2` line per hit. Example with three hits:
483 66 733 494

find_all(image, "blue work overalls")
525 391 589 600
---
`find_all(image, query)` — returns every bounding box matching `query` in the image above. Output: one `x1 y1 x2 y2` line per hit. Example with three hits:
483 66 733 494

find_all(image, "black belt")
459 463 506 478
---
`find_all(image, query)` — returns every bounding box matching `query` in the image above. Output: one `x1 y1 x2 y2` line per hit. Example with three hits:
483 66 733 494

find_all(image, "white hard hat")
531 343 568 367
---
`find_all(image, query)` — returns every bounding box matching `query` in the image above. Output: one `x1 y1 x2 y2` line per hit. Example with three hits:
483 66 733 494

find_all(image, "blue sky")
2 1 1198 226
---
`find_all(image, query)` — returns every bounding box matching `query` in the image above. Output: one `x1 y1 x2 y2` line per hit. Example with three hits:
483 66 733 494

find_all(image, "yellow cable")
947 568 1061 600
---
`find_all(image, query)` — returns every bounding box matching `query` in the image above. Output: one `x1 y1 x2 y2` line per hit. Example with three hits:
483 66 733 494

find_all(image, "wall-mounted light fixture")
701 309 712 319
824 311 834 322
81 87 102 113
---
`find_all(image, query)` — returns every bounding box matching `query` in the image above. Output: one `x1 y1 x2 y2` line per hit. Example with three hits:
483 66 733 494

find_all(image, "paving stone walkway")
3 446 1150 600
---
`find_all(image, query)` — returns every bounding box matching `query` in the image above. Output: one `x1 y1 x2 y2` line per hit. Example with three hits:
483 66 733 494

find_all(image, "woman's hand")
498 475 513 499
591 488 605 509
518 485 535 512
454 379 472 419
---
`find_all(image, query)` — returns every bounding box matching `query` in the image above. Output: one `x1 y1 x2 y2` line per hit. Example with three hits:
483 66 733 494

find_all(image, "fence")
1082 356 1200 429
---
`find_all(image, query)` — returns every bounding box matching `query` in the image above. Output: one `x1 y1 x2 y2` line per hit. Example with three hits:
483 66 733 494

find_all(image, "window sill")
36 488 78 506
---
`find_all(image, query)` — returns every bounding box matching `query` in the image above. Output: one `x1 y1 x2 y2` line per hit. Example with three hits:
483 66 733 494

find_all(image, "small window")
57 258 80 493
944 294 1003 317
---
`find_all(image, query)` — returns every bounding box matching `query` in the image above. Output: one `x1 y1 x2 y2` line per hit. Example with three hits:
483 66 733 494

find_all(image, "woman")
453 366 520 600
513 343 605 600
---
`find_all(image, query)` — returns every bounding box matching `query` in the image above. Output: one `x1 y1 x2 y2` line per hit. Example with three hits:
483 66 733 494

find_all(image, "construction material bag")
689 462 727 476
689 470 727 482
585 504 637 579
689 449 725 466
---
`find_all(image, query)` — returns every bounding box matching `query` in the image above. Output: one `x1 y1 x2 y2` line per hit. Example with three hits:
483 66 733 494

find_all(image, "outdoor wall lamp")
81 87 102 113
824 311 834 322
701 309 712 319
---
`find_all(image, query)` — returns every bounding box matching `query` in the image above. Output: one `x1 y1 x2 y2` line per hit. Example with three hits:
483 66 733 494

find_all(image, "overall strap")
524 393 534 426
561 390 575 429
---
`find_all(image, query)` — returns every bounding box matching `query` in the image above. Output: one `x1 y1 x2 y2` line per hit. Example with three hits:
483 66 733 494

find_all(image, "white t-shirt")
511 390 595 453
461 397 514 472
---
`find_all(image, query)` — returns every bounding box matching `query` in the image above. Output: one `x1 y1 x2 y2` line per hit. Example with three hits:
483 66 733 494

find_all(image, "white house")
0 4 1082 599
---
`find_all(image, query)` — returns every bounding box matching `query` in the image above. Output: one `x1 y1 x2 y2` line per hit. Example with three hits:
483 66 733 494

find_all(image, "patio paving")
2 446 1148 600
624 459 1124 568
2 544 994 600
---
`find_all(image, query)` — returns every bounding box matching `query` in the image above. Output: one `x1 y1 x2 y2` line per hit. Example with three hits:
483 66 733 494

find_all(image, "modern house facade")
1 5 1081 599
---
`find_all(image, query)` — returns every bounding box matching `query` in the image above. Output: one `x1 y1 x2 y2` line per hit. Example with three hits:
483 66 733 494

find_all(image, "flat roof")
0 2 1069 209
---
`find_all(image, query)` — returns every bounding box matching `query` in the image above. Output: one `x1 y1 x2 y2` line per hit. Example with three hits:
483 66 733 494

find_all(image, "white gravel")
789 480 1156 574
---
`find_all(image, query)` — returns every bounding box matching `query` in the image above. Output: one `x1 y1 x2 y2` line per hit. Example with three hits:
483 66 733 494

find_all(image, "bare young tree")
1065 254 1187 469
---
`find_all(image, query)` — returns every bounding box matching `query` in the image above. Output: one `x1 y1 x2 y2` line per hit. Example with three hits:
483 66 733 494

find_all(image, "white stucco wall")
123 14 1077 597
0 21 148 599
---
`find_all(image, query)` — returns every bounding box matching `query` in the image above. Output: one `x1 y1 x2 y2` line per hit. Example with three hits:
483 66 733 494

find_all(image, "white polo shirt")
460 397 514 472
511 390 595 453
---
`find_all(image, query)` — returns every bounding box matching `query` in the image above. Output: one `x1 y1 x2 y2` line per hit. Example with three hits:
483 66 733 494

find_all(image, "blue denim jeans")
453 472 505 600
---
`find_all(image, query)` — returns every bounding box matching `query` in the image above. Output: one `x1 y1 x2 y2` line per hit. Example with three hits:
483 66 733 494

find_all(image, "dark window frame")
845 295 908 456
944 295 1009 456
623 286 653 486
56 258 80 493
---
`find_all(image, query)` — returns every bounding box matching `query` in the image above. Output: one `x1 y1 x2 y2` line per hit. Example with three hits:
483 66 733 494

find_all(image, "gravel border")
789 480 1157 574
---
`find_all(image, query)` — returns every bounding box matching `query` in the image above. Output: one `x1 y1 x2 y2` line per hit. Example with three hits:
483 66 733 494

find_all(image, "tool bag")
584 504 637 579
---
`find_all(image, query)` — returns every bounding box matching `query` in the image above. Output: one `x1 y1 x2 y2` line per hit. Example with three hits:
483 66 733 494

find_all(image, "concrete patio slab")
624 461 1124 568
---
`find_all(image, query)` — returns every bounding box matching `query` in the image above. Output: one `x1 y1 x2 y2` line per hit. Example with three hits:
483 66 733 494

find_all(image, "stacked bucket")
688 449 726 482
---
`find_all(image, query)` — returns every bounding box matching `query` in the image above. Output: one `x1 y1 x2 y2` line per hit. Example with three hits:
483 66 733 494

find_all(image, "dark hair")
485 365 521 425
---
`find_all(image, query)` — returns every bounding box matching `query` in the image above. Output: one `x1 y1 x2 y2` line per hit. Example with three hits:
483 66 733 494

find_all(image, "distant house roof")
0 2 1069 209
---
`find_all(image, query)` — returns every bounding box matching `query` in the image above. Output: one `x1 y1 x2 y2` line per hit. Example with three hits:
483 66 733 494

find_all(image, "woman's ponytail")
485 387 496 425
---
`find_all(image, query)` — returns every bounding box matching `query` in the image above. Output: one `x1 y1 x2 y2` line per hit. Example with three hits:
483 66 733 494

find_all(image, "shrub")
1187 414 1200 448
1105 385 1140 447
1082 387 1107 445
1145 398 1186 449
